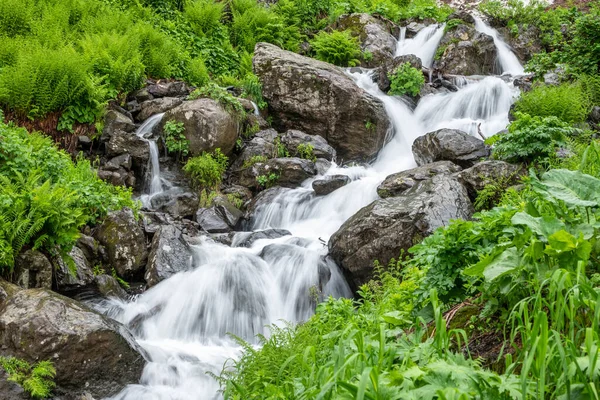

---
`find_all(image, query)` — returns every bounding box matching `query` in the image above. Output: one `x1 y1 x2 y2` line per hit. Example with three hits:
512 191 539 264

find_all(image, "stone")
253 42 390 162
212 196 244 228
54 247 95 294
329 174 473 287
94 274 128 300
76 235 106 266
244 186 291 225
434 25 497 76
149 188 199 219
268 158 317 187
412 128 489 168
131 88 153 103
281 130 337 161
105 130 149 166
105 154 133 171
13 250 52 290
315 158 333 175
102 110 135 142
377 161 462 198
196 208 231 233
456 160 525 199
590 106 600 124
231 130 277 170
137 97 183 122
94 208 148 279
232 229 292 248
502 24 543 64
406 22 426 38
0 280 145 398
312 175 351 195
160 98 240 156
144 225 193 287
146 81 191 98
222 185 253 206
97 167 136 188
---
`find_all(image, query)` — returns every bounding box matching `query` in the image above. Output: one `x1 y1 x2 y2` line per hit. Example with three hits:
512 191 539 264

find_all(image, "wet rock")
161 98 240 156
333 13 399 68
315 158 333 175
268 157 317 187
501 24 542 63
106 154 133 171
378 54 423 93
254 42 390 162
405 22 426 38
0 280 146 398
13 250 52 290
105 130 149 166
149 188 199 219
231 130 277 170
329 174 473 287
94 274 128 300
54 247 95 294
456 160 525 199
312 175 351 195
196 208 231 233
233 229 292 247
434 25 497 76
145 225 193 287
412 128 489 168
212 196 244 228
146 81 191 98
94 208 148 279
244 186 291 223
590 106 600 124
281 130 337 161
137 97 183 122
102 110 135 142
513 75 533 92
377 161 461 198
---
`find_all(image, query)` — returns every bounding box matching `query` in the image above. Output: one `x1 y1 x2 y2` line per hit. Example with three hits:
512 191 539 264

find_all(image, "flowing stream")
106 18 522 400
135 113 166 208
396 24 446 68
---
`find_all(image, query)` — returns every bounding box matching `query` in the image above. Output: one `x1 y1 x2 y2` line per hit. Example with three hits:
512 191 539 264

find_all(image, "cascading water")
474 16 525 76
105 20 523 400
395 24 446 68
135 113 165 208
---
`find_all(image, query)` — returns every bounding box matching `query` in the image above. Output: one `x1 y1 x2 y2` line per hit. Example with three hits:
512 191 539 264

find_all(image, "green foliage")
111 267 130 289
492 113 573 164
514 82 591 124
183 148 228 189
242 155 268 169
256 173 279 188
0 357 56 399
188 83 245 116
444 18 463 32
388 62 425 97
310 30 362 67
163 120 189 158
273 137 289 158
296 143 316 161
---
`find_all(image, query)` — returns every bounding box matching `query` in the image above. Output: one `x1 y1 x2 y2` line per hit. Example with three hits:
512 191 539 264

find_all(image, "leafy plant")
296 143 316 161
111 267 130 289
188 82 245 116
0 357 56 399
273 137 289 158
388 62 425 97
242 155 268 169
183 148 228 189
310 30 362 67
256 173 279 188
513 82 591 124
163 120 189 160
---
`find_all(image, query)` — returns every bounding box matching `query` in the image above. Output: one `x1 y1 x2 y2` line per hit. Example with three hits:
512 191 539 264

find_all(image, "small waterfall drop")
134 113 165 207
474 17 525 76
395 24 445 68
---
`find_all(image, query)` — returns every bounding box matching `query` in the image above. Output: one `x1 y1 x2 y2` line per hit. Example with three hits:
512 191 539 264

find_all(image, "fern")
0 357 55 399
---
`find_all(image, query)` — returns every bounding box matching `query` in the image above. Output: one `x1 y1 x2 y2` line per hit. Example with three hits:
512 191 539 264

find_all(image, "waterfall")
473 17 525 76
134 113 165 207
395 24 446 68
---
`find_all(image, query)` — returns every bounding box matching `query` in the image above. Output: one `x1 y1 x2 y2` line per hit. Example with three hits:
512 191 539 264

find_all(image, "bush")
188 82 245 115
0 357 56 399
185 57 210 88
310 30 362 67
388 62 425 97
183 148 228 189
184 0 225 36
163 120 189 159
513 82 590 123
296 143 316 161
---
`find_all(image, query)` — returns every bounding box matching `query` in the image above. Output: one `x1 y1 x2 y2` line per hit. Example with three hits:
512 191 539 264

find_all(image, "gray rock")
590 106 600 124
54 247 95 294
0 370 28 399
131 88 153 103
315 158 333 175
97 167 136 188
406 22 426 38
412 128 489 168
232 229 292 248
506 25 542 64
13 250 52 289
76 235 106 266
212 196 244 228
102 110 135 142
144 225 193 287
0 280 145 398
196 208 231 233
160 98 240 156
222 185 253 206
434 25 497 75
312 175 351 195
105 130 149 166
329 174 473 287
137 97 183 122
281 130 337 161
253 42 390 162
146 81 191 98
231 130 277 170
268 157 317 187
94 208 148 279
244 186 291 223
456 160 525 199
149 188 199 218
105 154 133 171
94 274 128 300
377 161 461 198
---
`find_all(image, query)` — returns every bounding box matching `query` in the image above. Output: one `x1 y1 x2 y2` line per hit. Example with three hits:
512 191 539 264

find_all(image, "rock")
212 196 244 228
456 160 525 199
377 161 462 198
244 186 291 224
434 25 497 75
412 129 489 168
405 22 426 38
76 235 106 266
0 280 145 398
97 167 136 188
329 174 474 287
543 72 560 86
131 88 153 103
13 250 52 290
102 110 135 142
105 130 149 166
312 175 351 195
333 13 398 67
231 130 277 170
590 106 600 124
105 154 133 171
54 247 95 294
513 75 533 92
232 229 292 247
160 98 240 156
0 370 28 400
315 158 333 175
268 158 317 187
137 97 183 122
281 130 337 161
149 188 199 218
94 208 147 279
253 42 390 162
146 81 191 98
222 185 253 206
78 135 92 149
144 225 193 287
378 54 423 93
196 208 231 233
94 274 128 300
447 11 475 24
501 24 542 63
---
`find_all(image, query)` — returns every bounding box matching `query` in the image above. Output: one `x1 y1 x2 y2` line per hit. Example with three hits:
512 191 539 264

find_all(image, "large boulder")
231 129 278 170
434 25 497 76
149 188 199 218
333 13 399 68
313 175 351 195
412 129 489 168
146 80 192 98
54 247 95 294
0 280 145 398
501 24 543 64
456 160 525 199
105 131 150 167
144 225 193 287
253 42 390 162
93 208 147 279
102 109 135 142
13 250 52 290
233 157 317 190
329 174 473 287
377 161 462 198
160 98 240 156
281 130 337 161
137 97 183 122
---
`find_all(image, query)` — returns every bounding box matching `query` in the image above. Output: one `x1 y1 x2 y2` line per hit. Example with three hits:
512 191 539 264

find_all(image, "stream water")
106 18 522 400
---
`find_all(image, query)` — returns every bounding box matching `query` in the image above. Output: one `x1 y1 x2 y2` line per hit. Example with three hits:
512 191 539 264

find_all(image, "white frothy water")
135 113 165 207
106 28 523 399
395 24 446 68
474 17 525 76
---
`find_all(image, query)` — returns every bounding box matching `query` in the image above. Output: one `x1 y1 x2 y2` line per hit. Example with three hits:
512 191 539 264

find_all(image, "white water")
135 113 165 208
474 17 525 76
105 26 522 400
395 24 445 68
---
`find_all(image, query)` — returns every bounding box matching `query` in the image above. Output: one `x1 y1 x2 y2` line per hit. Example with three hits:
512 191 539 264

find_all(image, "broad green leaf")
511 212 566 239
479 247 520 282
533 169 600 208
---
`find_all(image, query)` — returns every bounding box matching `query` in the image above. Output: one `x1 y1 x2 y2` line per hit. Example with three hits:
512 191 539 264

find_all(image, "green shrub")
183 148 228 189
444 18 463 32
513 82 590 123
388 62 425 97
242 155 268 168
0 357 56 399
188 82 245 115
296 143 316 161
256 173 279 188
163 120 189 159
310 30 362 67
185 57 210 88
184 0 225 36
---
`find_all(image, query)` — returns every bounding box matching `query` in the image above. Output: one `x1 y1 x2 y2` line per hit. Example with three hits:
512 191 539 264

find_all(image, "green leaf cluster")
163 120 189 158
310 30 362 67
183 148 228 189
0 357 56 399
388 62 425 97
